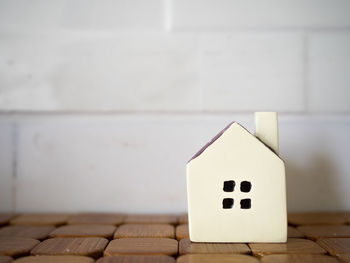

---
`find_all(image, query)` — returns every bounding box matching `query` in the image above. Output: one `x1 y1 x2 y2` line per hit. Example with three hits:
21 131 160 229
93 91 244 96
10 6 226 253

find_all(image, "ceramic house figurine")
186 112 287 243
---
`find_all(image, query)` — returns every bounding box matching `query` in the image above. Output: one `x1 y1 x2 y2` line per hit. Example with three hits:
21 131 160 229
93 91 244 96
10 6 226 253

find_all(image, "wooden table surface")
0 212 349 262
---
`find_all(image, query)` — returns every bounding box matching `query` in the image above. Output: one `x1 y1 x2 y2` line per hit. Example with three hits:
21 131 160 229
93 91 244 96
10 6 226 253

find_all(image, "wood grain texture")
249 238 326 257
288 212 346 226
49 225 116 239
344 212 350 224
114 224 174 239
338 254 350 263
68 214 124 226
177 254 259 263
104 238 178 256
0 226 55 240
178 215 188 225
297 225 350 240
96 255 176 263
0 215 14 227
175 225 189 240
0 237 40 257
317 238 350 256
30 237 108 258
179 238 250 255
287 226 304 238
10 214 70 226
0 212 348 262
13 256 94 263
260 254 339 263
0 256 12 263
124 215 178 225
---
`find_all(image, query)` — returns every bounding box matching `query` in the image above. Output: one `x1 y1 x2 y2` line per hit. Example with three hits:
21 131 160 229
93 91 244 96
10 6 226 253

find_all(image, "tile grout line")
0 111 350 116
2 27 350 36
303 32 310 114
169 27 350 34
163 0 172 32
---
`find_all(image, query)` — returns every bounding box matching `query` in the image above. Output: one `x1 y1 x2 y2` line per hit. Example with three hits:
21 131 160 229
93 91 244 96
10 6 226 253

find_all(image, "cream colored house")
186 112 287 243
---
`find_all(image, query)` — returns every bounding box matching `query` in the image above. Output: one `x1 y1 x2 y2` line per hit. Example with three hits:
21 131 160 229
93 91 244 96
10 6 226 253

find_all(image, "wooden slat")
288 212 346 226
249 238 326 257
344 212 350 224
287 226 304 238
0 215 14 227
177 254 259 263
114 224 174 239
0 237 40 257
124 215 178 225
13 256 94 263
0 256 12 263
30 237 108 258
67 213 124 226
298 225 350 240
49 225 116 239
178 214 188 225
0 226 55 240
10 214 70 226
175 225 189 240
317 238 350 256
338 254 350 263
260 254 339 263
0 212 348 263
104 238 178 256
179 238 250 255
96 255 176 263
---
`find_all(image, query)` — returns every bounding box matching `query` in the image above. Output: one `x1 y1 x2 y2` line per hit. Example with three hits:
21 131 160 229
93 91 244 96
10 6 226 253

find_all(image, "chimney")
254 112 279 154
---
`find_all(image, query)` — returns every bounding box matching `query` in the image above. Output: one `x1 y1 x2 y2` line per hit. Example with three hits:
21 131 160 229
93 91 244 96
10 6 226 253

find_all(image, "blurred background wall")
0 0 349 213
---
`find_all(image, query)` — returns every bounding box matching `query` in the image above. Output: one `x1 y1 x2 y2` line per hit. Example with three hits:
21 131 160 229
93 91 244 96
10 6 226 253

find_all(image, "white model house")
186 112 287 243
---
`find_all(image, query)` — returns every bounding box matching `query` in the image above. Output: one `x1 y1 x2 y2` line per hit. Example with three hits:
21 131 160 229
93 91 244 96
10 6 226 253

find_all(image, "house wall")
0 0 350 213
187 124 287 242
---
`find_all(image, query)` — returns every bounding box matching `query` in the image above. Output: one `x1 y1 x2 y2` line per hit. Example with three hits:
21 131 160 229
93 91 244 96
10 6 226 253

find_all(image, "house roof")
188 122 281 163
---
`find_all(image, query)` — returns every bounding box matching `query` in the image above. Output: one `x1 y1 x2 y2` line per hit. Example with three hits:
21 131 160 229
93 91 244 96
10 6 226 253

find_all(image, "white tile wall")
0 0 349 213
280 116 350 212
0 33 200 111
171 0 350 30
308 33 350 112
1 114 349 213
199 33 305 111
14 115 196 213
0 32 308 112
0 0 164 32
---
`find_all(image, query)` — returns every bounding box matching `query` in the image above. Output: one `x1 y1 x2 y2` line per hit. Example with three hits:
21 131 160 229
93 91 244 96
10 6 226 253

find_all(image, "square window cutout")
240 199 251 209
240 181 252 192
223 180 235 192
223 198 234 209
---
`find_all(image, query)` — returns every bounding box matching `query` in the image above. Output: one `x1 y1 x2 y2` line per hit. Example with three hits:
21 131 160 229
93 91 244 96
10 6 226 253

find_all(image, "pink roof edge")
188 122 236 163
187 122 281 163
